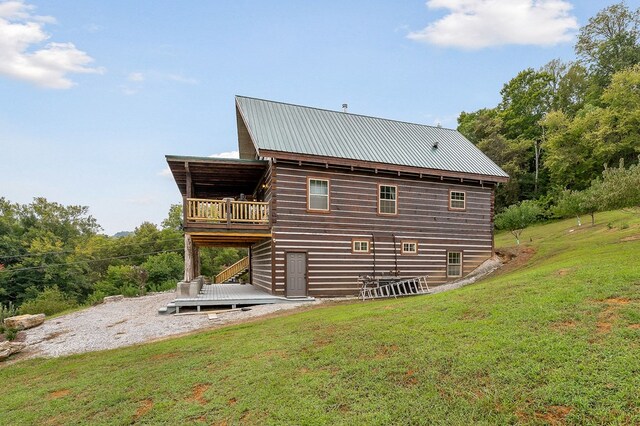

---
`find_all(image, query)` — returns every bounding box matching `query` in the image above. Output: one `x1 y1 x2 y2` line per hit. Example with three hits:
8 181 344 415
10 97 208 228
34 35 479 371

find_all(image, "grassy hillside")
2 210 640 425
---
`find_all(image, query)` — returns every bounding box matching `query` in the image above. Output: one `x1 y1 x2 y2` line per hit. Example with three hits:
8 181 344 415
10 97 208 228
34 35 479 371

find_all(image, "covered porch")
165 155 273 282
166 154 271 231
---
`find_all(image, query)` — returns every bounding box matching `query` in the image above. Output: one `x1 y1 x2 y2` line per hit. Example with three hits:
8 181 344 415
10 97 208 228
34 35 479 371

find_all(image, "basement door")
286 252 307 297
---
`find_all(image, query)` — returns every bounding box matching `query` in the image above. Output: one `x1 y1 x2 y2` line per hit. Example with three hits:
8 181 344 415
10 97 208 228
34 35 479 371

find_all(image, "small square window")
401 241 417 254
308 178 329 211
352 240 370 253
450 191 465 210
379 185 397 214
447 251 462 277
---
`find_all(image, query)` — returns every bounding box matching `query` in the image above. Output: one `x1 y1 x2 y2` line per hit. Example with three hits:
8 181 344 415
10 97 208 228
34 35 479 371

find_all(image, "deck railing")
186 198 270 225
215 256 249 283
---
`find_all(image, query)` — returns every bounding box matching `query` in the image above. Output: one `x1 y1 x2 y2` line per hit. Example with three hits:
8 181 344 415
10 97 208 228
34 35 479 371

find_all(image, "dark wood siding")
248 160 276 294
271 163 494 297
250 238 273 293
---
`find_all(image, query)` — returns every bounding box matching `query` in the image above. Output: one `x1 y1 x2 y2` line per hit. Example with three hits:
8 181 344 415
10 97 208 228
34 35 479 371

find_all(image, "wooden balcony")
184 198 271 246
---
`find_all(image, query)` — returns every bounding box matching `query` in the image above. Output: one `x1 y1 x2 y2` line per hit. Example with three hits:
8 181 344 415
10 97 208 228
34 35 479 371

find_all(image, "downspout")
392 234 399 276
371 233 376 279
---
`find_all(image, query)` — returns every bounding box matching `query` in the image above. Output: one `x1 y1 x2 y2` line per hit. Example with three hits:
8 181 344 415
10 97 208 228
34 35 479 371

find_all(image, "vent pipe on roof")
342 103 348 113
433 140 439 149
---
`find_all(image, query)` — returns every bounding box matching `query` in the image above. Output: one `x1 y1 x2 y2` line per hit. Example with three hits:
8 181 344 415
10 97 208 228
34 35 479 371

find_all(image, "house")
166 96 508 301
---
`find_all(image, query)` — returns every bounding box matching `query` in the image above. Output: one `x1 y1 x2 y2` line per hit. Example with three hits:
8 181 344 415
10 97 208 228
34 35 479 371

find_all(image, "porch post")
194 245 201 277
184 234 194 282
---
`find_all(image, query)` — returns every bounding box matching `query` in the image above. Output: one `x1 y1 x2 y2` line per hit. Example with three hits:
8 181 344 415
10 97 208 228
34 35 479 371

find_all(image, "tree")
457 109 530 208
499 68 554 196
495 200 542 245
500 68 554 141
596 64 640 167
578 181 606 226
542 60 589 116
576 2 640 92
161 204 183 231
543 107 602 189
0 198 100 306
553 189 584 226
457 108 502 144
599 158 640 210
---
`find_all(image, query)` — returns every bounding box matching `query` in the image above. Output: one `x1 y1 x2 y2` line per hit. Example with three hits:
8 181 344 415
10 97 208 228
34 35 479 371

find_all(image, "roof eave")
235 96 262 160
259 149 509 183
165 154 268 166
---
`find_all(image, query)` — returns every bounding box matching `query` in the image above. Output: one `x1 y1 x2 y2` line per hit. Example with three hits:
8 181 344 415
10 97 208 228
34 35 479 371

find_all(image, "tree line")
459 3 640 214
0 198 245 315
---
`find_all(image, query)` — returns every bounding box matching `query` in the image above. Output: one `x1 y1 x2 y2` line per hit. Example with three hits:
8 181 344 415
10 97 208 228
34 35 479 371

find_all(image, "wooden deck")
169 284 314 313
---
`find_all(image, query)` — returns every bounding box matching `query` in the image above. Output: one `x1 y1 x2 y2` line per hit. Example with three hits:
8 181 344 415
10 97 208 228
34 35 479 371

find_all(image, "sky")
2 0 638 234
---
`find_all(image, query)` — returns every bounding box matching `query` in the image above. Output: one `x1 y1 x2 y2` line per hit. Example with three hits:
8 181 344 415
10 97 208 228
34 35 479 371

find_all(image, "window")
450 191 466 210
308 178 329 211
379 185 397 215
401 241 417 254
447 251 462 277
352 240 370 253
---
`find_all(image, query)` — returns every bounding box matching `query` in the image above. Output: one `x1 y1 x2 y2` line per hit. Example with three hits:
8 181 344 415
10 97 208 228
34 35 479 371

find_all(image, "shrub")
85 290 106 306
19 286 78 316
143 252 182 289
0 302 17 323
94 265 144 297
147 279 178 293
3 327 18 341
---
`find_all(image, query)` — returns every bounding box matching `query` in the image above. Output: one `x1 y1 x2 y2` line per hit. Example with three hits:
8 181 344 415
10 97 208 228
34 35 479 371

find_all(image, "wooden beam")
184 234 194 282
185 162 193 199
259 149 509 183
194 246 200 277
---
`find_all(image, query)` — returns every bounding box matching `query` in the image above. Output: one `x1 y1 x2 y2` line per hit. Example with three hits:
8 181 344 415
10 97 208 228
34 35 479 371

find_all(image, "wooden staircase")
215 256 249 283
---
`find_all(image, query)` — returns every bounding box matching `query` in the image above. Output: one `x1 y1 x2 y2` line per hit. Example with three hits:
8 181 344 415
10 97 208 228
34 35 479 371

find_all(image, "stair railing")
214 256 249 284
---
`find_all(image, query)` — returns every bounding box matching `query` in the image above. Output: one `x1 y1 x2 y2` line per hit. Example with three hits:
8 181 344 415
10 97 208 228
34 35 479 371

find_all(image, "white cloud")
167 73 198 85
158 167 172 177
0 0 103 89
128 72 144 82
210 150 239 159
408 0 578 49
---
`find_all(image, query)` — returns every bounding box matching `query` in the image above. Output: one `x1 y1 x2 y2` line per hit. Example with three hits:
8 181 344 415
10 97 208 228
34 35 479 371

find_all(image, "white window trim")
378 184 398 215
352 240 371 253
401 241 417 254
447 251 463 278
449 190 466 210
307 178 330 212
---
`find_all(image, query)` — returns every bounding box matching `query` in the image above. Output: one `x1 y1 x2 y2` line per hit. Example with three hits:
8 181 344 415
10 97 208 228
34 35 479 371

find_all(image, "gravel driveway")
10 258 503 362
17 292 318 360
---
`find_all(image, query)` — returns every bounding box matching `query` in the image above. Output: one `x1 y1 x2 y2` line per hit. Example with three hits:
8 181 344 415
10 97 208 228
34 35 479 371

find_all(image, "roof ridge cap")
235 95 458 132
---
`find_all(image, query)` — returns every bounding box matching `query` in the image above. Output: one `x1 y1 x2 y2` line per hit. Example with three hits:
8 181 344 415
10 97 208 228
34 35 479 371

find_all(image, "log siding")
270 163 495 297
250 238 273 293
249 160 275 294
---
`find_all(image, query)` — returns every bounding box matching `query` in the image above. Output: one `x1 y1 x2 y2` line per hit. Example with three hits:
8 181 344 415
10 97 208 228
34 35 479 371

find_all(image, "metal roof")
235 96 508 180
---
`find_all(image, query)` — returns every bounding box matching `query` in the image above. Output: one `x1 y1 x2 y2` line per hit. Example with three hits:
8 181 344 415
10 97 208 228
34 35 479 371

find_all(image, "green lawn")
2 210 640 425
